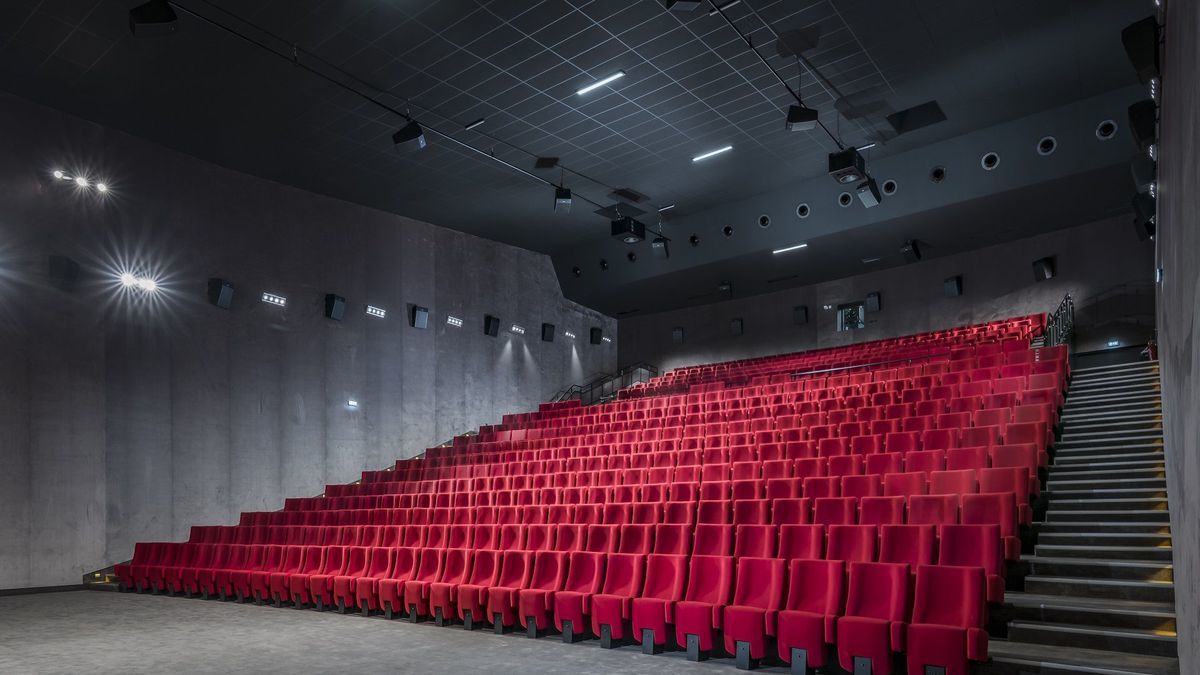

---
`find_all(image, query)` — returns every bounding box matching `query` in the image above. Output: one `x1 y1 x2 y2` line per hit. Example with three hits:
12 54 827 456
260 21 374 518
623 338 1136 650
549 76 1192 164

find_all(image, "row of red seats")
117 542 991 674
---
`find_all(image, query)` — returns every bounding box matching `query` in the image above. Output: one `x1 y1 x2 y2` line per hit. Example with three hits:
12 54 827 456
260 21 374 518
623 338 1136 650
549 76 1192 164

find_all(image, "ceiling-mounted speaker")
1032 257 1056 282
128 0 178 37
410 305 429 329
541 323 555 342
1128 99 1157 153
793 305 809 325
484 315 500 337
900 240 922 263
943 275 963 297
1131 156 1156 193
48 255 81 292
786 105 819 131
730 318 744 336
865 292 881 312
207 278 234 309
1121 16 1160 84
392 120 427 152
324 294 346 321
590 327 603 345
1132 193 1157 241
651 237 670 259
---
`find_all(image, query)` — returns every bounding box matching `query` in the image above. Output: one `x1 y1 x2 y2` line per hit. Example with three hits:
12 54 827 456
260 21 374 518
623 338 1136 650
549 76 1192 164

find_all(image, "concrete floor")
0 590 791 674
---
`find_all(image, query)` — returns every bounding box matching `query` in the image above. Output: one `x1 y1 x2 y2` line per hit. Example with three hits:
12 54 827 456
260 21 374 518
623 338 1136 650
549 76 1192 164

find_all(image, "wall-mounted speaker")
865 292 881 312
207 278 234 309
730 318 744 336
1032 257 1056 282
1121 16 1160 84
484 315 500 336
590 327 603 345
324 294 345 321
410 305 429 329
672 327 685 344
900 240 922 263
541 323 555 342
793 305 809 325
943 275 963 297
1128 99 1157 153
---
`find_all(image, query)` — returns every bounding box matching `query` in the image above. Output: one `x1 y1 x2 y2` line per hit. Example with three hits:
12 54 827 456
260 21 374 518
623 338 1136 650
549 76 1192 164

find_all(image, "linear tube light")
692 145 733 162
576 71 625 95
772 243 809 254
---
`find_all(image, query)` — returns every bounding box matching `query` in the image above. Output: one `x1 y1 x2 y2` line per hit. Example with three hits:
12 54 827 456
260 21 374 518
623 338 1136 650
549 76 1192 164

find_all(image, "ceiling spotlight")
446 315 463 327
554 187 572 212
74 176 89 188
601 336 612 343
96 183 108 193
261 292 287 307
786 105 819 131
856 177 882 208
511 324 526 335
365 305 387 318
828 148 866 184
464 118 486 131
823 304 833 310
611 216 646 244
772 243 809 254
564 331 576 339
392 120 427 152
576 71 625 95
120 272 137 288
53 170 64 179
136 277 158 292
692 145 733 162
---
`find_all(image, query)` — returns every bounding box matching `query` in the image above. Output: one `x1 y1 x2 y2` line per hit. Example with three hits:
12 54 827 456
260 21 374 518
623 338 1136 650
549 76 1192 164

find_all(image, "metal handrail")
1044 293 1074 347
787 350 955 380
554 362 660 405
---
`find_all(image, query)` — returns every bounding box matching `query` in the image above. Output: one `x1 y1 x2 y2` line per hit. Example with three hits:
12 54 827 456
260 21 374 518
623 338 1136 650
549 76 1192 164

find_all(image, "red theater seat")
907 565 989 675
779 524 825 560
375 547 421 618
837 562 912 675
879 524 935 569
631 554 689 649
672 555 735 658
776 559 845 671
652 524 691 555
859 496 905 525
722 557 788 664
483 550 536 629
428 547 484 626
734 524 777 558
585 553 647 645
402 548 447 620
827 525 877 563
692 523 734 556
939 525 1005 603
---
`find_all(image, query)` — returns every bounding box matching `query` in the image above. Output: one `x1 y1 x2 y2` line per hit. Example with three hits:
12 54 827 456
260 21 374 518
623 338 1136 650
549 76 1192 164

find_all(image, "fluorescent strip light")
658 203 676 212
708 0 740 15
511 324 526 335
772 243 809 254
365 305 387 318
857 143 877 151
692 145 733 162
262 292 287 307
464 118 485 130
576 71 625 95
446 315 463 327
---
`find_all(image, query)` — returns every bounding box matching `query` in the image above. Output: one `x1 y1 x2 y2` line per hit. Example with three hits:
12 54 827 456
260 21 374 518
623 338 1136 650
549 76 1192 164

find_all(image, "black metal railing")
554 362 660 406
1044 293 1074 347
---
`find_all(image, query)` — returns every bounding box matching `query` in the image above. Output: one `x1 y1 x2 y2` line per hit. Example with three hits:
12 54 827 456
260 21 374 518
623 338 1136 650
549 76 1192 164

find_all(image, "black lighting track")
158 0 661 221
706 0 845 151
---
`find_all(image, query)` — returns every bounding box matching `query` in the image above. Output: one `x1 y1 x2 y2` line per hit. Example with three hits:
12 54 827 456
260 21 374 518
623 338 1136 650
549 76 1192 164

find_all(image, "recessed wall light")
511 324 526 334
261 292 286 306
772 243 809 254
565 331 577 339
692 145 733 162
576 71 625 95
446 315 463 327
365 305 386 318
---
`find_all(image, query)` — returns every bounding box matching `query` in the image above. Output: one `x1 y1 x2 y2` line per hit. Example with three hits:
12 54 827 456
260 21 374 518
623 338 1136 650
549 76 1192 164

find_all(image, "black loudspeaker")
324 294 345 321
410 306 429 329
1131 156 1156 193
943 275 963 297
730 318 744 336
1032 257 1056 282
541 323 555 342
1133 217 1156 242
48 255 81 292
128 0 178 37
207 278 234 309
484 315 500 337
590 327 603 345
1128 99 1157 153
651 237 669 259
865 292 881 312
672 327 685 344
1121 16 1160 84
900 240 922 263
793 305 809 325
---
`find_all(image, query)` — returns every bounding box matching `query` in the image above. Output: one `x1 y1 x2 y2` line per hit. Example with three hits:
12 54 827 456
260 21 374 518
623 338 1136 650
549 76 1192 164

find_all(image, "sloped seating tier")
115 315 1060 674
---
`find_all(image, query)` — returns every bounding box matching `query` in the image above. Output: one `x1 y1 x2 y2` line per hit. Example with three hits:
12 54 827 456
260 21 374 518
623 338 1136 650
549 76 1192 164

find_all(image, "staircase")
989 360 1179 674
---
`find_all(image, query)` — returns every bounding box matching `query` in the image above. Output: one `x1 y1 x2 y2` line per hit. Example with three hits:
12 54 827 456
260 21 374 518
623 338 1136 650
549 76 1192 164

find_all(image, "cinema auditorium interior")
0 1 1195 674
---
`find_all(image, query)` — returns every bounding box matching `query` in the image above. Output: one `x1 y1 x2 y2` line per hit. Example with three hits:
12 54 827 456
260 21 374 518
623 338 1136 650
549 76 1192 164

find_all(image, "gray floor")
0 590 791 674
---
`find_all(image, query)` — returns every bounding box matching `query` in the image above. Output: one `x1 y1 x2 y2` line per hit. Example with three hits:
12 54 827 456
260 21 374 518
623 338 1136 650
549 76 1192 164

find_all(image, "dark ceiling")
0 0 1150 315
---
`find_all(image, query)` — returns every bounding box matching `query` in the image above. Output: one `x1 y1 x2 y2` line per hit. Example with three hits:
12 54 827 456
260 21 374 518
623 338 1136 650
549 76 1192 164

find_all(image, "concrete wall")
0 93 616 590
1157 2 1197 671
619 216 1153 372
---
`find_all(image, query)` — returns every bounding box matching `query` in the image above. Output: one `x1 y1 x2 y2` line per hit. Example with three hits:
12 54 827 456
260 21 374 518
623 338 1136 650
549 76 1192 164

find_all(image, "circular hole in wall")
796 202 811 218
882 179 897 195
930 166 947 183
689 234 700 247
758 214 771 228
627 251 637 262
980 152 1000 171
723 225 734 237
599 259 608 270
1095 119 1117 140
572 266 581 277
838 192 853 207
1037 136 1057 156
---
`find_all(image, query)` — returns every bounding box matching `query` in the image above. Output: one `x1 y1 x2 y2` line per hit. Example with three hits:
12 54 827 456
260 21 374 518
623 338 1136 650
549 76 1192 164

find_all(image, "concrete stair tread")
1035 522 1173 532
1058 430 1164 441
988 638 1179 675
1068 377 1160 390
1035 544 1173 560
1004 592 1176 617
1036 533 1172 541
1050 461 1165 472
1071 360 1158 373
1054 453 1164 465
1027 575 1174 589
1021 555 1173 570
1046 467 1164 478
1008 619 1177 641
1065 393 1161 406
1056 438 1164 449
1059 412 1162 423
1049 498 1169 505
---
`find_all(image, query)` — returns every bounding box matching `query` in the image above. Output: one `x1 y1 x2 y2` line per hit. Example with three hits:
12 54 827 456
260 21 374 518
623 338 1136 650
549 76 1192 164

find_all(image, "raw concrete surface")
618 215 1153 373
0 591 790 675
1157 1 1198 672
0 92 616 590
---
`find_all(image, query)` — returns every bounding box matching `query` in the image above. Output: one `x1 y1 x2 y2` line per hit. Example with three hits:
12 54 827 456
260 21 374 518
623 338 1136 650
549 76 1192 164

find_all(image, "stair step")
1060 403 1163 419
1034 544 1174 562
1054 451 1164 465
1061 417 1163 432
987 638 1179 675
1046 478 1166 492
1035 522 1172 535
1007 620 1177 658
1064 392 1161 408
1045 510 1171 523
1023 576 1175 603
1068 375 1161 391
1046 467 1165 480
1037 532 1172 547
1056 436 1164 450
1075 360 1156 374
1049 498 1169 512
1050 460 1165 474
1020 556 1173 582
1053 443 1165 458
1047 488 1169 500
1061 425 1163 441
1002 592 1176 632
1059 410 1162 424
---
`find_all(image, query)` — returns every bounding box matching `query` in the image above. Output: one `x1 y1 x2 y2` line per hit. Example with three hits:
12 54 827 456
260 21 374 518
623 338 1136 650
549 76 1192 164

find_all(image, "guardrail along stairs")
989 360 1179 674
